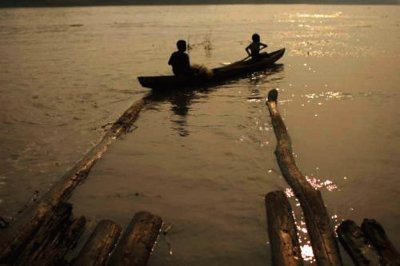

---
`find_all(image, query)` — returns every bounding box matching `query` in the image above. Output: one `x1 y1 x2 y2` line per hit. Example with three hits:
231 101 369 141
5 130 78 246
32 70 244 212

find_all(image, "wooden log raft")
73 219 122 266
2 202 86 265
0 100 144 263
108 211 162 266
265 191 303 266
336 220 381 265
361 219 400 265
266 89 342 265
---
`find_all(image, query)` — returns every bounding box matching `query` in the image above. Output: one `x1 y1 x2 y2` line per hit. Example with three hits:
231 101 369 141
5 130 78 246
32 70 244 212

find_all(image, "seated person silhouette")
168 40 192 76
245 33 268 60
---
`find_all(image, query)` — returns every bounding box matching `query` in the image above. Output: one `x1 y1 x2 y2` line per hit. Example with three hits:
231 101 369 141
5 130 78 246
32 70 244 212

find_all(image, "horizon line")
1 1 399 8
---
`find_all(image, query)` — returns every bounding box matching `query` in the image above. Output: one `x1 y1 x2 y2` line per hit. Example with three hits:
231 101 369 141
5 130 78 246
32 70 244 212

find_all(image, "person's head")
252 33 260 42
176 40 187 52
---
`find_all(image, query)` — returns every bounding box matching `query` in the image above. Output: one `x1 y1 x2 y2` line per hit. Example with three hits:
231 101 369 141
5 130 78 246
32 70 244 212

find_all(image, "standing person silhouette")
245 33 268 60
168 40 192 76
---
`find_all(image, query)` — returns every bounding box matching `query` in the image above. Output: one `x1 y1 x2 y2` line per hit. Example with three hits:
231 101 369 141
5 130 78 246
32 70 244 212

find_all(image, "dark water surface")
1 4 399 265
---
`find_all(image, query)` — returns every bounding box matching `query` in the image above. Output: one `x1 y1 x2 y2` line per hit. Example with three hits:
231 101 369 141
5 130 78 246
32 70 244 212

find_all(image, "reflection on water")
296 12 343 19
303 91 353 100
143 88 207 137
143 64 284 137
248 64 285 86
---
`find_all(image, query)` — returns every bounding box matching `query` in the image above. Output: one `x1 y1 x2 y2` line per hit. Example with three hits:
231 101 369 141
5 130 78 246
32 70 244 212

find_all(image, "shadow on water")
248 64 284 86
141 63 284 136
246 64 285 101
142 87 209 137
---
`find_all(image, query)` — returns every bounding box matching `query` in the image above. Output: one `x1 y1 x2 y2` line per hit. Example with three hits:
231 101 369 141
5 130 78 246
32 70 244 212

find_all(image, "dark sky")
148 0 399 2
1 0 399 7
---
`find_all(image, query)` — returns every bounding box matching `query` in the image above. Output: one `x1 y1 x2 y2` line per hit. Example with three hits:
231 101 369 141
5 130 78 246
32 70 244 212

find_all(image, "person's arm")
168 53 174 66
185 53 190 67
260 42 268 50
245 44 252 56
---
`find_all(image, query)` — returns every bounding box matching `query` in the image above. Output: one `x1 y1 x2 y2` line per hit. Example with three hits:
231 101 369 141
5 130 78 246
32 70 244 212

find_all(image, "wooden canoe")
138 48 285 90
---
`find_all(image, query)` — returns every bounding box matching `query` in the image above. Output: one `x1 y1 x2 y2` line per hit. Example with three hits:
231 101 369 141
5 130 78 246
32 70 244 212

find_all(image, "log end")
108 211 162 266
73 219 122 266
267 89 279 103
361 218 400 264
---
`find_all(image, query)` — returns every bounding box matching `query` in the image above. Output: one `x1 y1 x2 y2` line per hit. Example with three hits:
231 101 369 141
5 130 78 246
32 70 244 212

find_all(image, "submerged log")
336 220 380 265
265 191 303 266
266 89 342 266
0 100 144 262
73 219 122 266
108 211 162 266
361 219 400 265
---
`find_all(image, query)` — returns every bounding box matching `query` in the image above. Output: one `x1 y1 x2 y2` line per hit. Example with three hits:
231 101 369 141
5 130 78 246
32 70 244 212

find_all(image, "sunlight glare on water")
296 12 343 19
284 173 340 262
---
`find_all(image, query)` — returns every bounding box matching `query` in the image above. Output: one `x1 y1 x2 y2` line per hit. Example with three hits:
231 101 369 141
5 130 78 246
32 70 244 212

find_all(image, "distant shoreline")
1 1 399 8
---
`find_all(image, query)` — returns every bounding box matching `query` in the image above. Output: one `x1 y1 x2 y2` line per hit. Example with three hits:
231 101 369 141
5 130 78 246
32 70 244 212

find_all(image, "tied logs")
265 88 400 266
0 202 86 265
0 208 161 266
0 99 145 264
266 89 343 266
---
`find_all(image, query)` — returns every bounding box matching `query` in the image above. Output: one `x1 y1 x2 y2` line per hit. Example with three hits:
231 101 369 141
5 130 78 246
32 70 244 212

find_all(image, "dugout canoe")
138 48 285 90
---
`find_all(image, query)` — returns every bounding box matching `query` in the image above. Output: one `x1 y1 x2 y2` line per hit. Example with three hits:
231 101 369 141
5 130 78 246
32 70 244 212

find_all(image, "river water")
0 4 399 265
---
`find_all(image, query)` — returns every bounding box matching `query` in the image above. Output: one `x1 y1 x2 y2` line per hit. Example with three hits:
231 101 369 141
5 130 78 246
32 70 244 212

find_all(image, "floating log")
108 211 162 266
0 100 144 262
265 191 303 266
266 89 342 265
336 220 380 265
73 219 122 266
361 219 400 265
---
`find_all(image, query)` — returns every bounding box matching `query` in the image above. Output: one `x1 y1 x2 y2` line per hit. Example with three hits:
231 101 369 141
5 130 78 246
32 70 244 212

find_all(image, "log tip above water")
108 211 162 266
267 89 279 103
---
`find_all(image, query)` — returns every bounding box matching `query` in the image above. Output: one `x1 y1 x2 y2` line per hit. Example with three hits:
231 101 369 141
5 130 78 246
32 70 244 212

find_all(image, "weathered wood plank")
265 191 303 266
266 89 342 266
361 219 400 265
108 211 162 266
73 219 122 266
337 219 380 265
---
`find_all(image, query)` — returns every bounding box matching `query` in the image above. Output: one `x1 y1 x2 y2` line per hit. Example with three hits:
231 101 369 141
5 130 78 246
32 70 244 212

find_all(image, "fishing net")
191 64 214 79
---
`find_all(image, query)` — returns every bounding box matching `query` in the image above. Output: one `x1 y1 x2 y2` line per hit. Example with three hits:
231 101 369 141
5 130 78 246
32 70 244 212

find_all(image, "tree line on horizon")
1 0 398 7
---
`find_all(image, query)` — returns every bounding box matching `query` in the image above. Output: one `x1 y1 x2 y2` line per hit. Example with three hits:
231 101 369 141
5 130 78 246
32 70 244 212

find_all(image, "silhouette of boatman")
245 33 268 60
168 40 192 76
